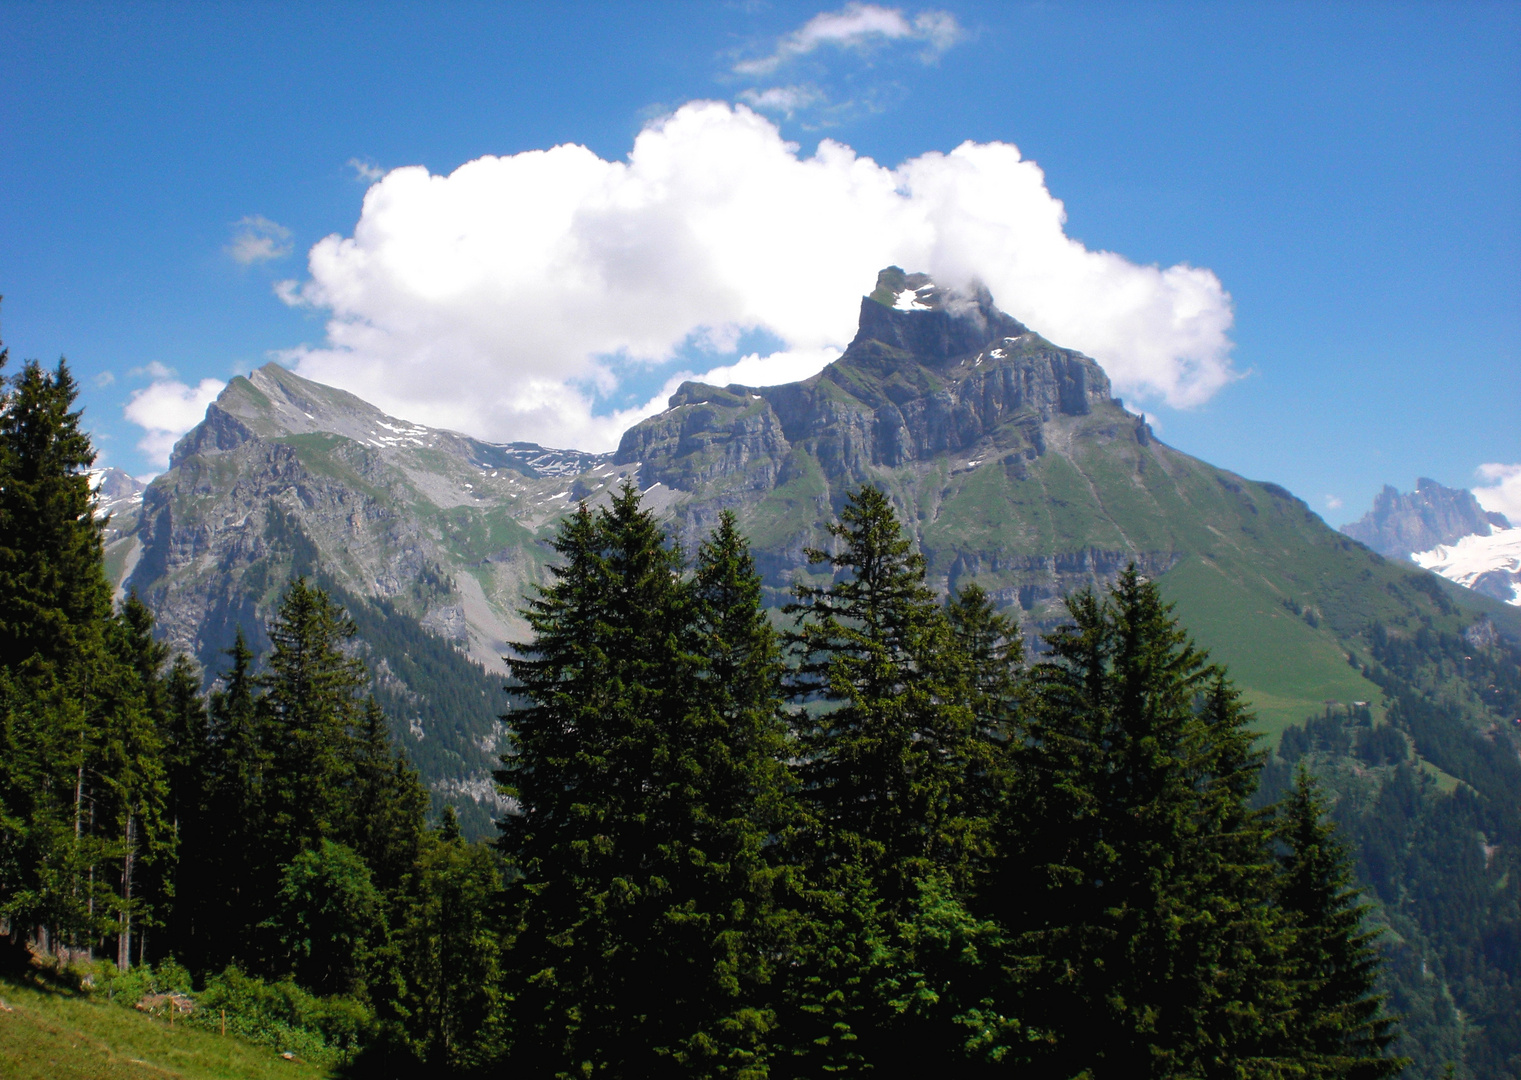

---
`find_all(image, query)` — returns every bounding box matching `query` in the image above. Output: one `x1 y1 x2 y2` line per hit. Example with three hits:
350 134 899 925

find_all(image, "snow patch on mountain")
1411 528 1521 606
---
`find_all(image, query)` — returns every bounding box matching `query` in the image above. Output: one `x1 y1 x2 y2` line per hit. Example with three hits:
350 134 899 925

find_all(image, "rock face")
612 268 1252 616
126 362 623 674
1341 478 1511 560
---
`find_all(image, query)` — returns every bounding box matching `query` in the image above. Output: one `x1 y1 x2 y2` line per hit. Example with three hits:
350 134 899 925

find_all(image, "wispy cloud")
226 215 293 265
348 157 384 182
734 3 962 76
738 84 825 117
129 360 175 379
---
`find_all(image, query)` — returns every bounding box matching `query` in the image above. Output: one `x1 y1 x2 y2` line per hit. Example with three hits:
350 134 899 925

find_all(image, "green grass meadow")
0 974 332 1080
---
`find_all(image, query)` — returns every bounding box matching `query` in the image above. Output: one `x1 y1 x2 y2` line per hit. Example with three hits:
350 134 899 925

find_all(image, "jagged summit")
1341 477 1511 560
853 266 1029 368
620 269 1112 484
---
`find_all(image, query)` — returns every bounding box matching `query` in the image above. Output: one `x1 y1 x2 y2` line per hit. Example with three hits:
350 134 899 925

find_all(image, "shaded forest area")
0 345 1417 1077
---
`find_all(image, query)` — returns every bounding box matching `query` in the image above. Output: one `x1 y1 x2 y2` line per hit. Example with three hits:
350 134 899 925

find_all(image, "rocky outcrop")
1342 478 1511 559
617 268 1113 491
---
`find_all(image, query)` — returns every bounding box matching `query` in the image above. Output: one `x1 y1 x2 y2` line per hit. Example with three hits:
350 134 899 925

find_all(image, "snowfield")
1412 527 1521 606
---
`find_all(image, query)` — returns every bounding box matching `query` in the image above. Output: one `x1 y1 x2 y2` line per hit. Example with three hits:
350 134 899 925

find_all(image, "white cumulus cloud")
1474 463 1521 525
227 216 293 265
735 3 962 75
282 101 1236 451
123 378 226 466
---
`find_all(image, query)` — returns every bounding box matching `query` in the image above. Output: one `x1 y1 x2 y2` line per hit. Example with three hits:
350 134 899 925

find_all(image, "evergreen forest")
0 344 1416 1076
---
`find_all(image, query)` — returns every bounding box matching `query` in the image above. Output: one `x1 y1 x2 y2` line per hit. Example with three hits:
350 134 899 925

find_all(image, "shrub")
188 965 375 1065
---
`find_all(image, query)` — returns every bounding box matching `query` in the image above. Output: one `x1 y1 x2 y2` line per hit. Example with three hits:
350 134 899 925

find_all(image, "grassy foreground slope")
0 975 330 1080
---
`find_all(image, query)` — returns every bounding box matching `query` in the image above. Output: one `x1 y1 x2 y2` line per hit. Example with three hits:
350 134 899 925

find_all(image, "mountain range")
97 268 1521 825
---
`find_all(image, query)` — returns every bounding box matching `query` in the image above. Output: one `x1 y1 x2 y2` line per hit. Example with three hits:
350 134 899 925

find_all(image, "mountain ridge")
107 268 1521 829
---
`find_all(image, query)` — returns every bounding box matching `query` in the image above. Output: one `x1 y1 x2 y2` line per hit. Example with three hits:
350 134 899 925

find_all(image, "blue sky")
1 1 1517 525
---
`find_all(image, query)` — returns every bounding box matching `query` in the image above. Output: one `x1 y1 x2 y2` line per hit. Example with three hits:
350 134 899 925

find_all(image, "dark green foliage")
350 698 428 898
1276 770 1405 1077
0 351 120 953
1268 624 1521 1078
270 840 389 998
188 965 377 1065
0 341 1420 1077
333 585 507 841
989 568 1295 1077
258 578 370 854
783 485 984 904
499 487 795 1075
397 811 507 1070
0 358 111 675
200 629 270 967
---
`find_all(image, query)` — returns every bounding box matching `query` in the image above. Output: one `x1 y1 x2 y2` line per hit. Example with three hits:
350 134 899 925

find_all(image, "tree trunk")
117 811 134 971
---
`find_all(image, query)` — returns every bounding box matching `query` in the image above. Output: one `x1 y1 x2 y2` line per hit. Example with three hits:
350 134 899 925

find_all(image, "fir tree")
1276 769 1406 1078
993 566 1290 1077
783 485 980 904
257 578 368 855
499 488 792 1075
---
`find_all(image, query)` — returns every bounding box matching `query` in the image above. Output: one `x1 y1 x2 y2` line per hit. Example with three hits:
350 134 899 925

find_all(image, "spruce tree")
685 509 800 1067
944 582 1022 852
1276 769 1405 1078
993 566 1288 1077
161 653 213 965
350 696 428 898
98 597 172 969
0 352 118 956
203 628 268 967
257 578 368 855
783 485 980 903
499 488 791 1075
0 359 111 673
402 807 507 1071
780 487 997 1070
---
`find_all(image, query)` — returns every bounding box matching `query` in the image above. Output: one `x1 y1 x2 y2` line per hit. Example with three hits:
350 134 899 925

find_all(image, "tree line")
0 346 1406 1077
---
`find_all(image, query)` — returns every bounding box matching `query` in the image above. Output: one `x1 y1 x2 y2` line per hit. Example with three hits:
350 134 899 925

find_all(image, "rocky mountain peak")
616 269 1117 495
168 363 609 478
1341 477 1511 560
852 266 1028 368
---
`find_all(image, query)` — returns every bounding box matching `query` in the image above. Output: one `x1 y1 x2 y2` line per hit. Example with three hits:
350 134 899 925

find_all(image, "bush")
84 957 193 1006
188 965 375 1065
